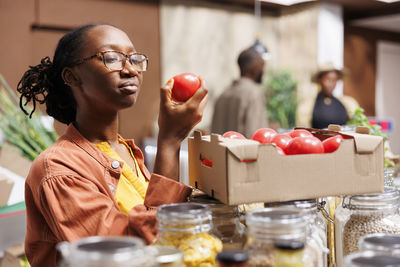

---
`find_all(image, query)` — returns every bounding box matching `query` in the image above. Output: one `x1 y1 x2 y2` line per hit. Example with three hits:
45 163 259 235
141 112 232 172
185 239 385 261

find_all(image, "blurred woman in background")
297 62 359 129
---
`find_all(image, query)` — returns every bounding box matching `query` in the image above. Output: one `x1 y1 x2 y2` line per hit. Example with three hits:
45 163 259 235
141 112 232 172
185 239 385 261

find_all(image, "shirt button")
111 160 120 169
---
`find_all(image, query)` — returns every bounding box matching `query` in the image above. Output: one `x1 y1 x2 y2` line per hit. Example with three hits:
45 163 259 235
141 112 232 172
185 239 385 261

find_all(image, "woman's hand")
153 77 208 180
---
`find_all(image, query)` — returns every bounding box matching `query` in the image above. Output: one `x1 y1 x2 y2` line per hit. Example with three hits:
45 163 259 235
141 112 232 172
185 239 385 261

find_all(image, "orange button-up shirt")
24 124 192 267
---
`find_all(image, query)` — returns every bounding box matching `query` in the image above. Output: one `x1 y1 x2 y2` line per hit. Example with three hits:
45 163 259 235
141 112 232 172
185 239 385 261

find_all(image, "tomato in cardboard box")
188 127 384 205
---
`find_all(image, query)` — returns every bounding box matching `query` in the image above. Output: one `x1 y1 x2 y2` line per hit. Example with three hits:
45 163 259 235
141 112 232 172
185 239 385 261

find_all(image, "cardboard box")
0 144 32 179
0 174 14 207
188 127 384 205
0 202 27 259
0 244 25 267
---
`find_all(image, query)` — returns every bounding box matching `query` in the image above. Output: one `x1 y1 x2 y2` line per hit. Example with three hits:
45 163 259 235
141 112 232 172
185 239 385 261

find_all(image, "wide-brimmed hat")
311 62 348 83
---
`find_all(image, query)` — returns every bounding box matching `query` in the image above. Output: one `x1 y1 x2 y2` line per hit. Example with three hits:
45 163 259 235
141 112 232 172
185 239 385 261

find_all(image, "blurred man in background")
211 48 268 138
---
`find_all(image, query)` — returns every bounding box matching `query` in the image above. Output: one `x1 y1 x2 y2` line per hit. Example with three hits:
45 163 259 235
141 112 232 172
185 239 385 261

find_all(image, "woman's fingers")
186 77 208 106
160 78 174 106
198 92 209 114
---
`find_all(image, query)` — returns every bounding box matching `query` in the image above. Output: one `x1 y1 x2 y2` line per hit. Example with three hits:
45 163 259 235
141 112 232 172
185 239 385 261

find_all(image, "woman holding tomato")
17 24 208 267
297 62 359 129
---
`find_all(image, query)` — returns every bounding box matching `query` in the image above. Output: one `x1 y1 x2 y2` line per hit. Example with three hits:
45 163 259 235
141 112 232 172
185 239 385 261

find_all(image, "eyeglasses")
72 51 148 72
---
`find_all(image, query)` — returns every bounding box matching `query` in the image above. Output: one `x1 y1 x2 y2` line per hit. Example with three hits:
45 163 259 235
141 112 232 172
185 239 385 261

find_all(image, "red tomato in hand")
289 129 313 138
271 134 292 150
285 136 324 155
171 72 201 102
222 131 246 139
323 135 344 153
251 128 277 144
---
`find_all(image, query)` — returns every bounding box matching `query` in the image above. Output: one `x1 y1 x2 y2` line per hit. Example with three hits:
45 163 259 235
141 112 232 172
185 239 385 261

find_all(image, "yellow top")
96 138 149 215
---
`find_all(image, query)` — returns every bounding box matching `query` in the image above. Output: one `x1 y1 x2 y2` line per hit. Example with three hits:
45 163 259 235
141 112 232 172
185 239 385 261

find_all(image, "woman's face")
320 71 339 97
71 25 143 114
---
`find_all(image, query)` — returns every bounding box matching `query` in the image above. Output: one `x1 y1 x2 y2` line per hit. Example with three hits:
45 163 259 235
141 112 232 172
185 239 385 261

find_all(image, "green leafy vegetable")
347 107 394 168
265 69 297 129
347 108 387 139
0 74 58 161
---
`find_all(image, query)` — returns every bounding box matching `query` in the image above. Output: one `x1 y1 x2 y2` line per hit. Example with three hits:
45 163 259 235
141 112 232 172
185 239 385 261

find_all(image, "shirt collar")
62 124 150 179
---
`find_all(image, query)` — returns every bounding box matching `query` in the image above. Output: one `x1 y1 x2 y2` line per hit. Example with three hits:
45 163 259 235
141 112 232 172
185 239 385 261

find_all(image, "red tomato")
276 146 286 156
251 128 277 144
271 134 292 150
289 129 313 138
171 73 201 102
322 135 344 153
222 131 246 140
285 136 324 155
201 158 213 167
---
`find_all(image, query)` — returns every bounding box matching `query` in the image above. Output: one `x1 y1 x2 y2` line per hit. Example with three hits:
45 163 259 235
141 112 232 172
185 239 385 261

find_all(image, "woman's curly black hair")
17 23 105 124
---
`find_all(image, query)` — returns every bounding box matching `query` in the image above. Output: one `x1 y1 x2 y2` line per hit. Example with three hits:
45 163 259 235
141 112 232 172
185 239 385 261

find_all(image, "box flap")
5 243 24 257
0 244 25 267
340 132 383 153
195 132 260 161
0 174 14 206
219 138 259 161
0 144 32 179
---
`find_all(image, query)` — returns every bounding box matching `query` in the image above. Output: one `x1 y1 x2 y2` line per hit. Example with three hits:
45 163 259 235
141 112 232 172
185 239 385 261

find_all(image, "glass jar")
56 236 155 267
384 167 396 187
156 203 223 267
265 200 329 267
153 245 184 267
244 207 319 267
189 194 246 249
343 251 400 266
274 240 306 267
335 187 400 267
358 233 400 256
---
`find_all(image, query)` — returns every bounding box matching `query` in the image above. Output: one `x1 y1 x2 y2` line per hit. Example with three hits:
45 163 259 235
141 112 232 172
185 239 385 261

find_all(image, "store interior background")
1 0 400 154
1 0 400 258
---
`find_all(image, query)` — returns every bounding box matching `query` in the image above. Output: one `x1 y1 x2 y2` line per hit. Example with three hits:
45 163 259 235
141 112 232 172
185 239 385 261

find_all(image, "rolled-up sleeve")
39 173 192 244
144 174 193 207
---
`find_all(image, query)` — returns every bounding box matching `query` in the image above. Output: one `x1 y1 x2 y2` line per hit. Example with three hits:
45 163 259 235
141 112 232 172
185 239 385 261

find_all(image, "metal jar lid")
56 236 151 266
359 233 400 253
342 186 399 211
216 250 249 264
245 207 308 240
344 251 400 266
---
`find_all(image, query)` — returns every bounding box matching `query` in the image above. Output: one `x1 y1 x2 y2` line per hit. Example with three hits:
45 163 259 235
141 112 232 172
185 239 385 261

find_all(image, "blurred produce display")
0 74 58 161
265 70 297 129
347 108 387 139
347 107 397 169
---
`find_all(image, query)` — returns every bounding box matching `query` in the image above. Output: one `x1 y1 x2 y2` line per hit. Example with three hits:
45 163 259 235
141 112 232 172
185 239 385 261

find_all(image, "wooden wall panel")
0 0 35 90
344 26 400 116
0 0 161 144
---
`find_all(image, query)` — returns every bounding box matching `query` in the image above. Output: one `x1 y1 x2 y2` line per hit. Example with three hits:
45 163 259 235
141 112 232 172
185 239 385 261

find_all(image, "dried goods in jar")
157 232 222 267
156 203 223 267
343 213 400 256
